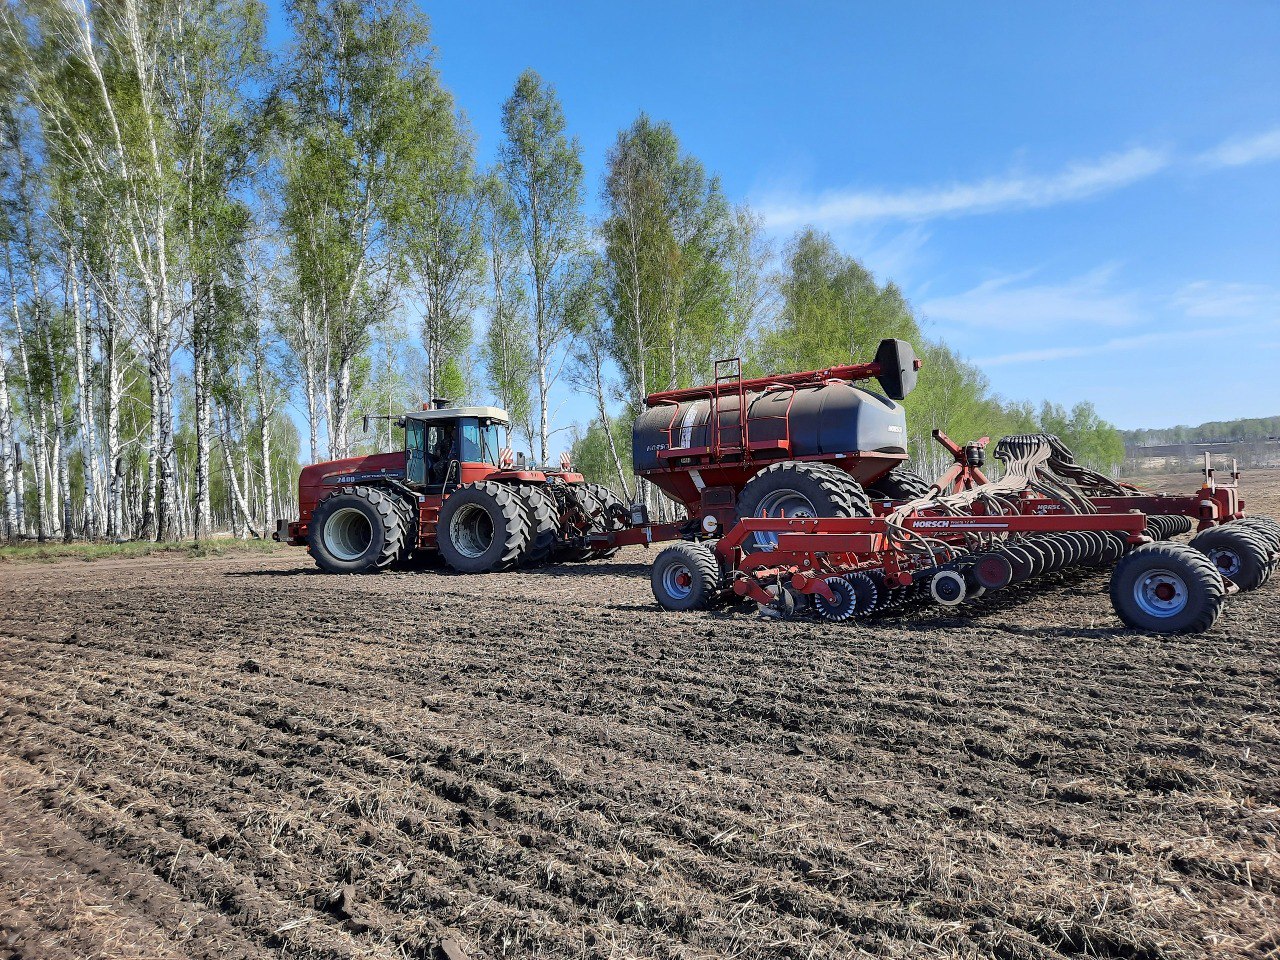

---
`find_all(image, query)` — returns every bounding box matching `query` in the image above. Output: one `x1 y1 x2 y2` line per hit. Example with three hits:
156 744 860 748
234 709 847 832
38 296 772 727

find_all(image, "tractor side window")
405 420 426 485
482 423 501 464
459 420 484 463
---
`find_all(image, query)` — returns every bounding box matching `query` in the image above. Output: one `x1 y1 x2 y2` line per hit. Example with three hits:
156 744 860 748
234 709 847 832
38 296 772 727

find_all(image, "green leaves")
599 113 744 403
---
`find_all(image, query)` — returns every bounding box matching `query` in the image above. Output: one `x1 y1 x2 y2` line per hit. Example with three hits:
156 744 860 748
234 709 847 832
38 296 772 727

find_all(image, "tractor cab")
402 406 508 493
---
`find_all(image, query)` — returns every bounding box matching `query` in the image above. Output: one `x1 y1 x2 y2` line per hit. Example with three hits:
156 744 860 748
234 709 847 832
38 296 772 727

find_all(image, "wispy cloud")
944 272 1280 367
1197 128 1280 168
757 125 1280 230
918 266 1140 332
974 324 1262 367
758 148 1167 229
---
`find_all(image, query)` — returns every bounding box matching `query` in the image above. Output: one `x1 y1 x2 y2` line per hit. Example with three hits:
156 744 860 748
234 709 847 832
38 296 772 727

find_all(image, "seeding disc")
1003 545 1035 582
1020 541 1048 578
973 552 1014 591
1038 537 1065 571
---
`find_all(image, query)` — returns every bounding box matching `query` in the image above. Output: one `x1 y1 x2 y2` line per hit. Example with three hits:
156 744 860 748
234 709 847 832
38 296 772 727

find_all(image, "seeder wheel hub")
1136 570 1188 617
1207 548 1241 577
662 563 696 601
753 490 818 551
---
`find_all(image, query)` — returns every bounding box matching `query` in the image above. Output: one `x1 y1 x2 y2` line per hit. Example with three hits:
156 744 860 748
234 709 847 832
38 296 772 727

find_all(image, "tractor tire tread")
438 480 531 573
866 466 933 502
310 484 410 574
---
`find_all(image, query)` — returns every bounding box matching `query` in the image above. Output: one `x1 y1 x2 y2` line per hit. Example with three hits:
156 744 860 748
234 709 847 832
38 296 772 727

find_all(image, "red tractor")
277 404 628 573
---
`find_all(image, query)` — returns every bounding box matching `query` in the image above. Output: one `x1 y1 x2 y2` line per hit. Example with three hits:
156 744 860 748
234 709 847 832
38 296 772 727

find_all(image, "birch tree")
478 172 535 450
600 113 739 408
280 0 444 458
498 70 589 465
401 106 484 401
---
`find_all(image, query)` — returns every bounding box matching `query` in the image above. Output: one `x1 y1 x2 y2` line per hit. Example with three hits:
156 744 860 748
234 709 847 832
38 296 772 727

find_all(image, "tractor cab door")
405 419 427 486
404 417 460 493
423 421 460 494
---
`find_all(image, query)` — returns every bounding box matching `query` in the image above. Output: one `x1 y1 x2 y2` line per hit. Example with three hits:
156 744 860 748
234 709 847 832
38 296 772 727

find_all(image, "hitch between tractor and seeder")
637 430 1279 635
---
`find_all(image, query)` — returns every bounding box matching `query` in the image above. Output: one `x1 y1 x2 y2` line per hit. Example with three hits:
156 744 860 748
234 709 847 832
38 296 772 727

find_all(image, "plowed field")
2 471 1278 959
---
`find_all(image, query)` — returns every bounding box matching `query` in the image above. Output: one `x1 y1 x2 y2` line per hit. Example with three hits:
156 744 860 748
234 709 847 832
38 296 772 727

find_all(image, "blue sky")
271 2 1280 438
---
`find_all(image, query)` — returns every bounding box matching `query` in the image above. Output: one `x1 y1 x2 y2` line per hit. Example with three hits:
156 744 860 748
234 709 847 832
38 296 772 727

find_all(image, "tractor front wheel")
309 486 411 574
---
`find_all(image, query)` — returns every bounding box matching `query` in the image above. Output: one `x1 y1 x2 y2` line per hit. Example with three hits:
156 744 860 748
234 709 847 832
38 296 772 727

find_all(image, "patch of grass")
0 537 285 563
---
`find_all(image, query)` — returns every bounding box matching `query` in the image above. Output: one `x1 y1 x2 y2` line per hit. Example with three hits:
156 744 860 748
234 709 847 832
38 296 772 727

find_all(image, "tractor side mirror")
874 338 919 401
362 414 370 434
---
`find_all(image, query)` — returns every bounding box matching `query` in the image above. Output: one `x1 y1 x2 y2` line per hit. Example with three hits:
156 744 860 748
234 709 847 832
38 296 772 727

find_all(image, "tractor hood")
298 452 406 519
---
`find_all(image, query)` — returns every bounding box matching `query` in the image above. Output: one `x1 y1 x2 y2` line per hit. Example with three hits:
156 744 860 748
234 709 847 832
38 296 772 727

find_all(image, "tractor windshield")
460 419 502 465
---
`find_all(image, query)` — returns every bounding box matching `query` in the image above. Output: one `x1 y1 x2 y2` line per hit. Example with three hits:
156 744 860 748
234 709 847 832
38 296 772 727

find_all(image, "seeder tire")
866 467 933 503
1190 525 1272 591
309 485 410 574
651 542 722 612
437 481 531 573
1237 516 1280 553
737 462 871 554
1110 542 1226 634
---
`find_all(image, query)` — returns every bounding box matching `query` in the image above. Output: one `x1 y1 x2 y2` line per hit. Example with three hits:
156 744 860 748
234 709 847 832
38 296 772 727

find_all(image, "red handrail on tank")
645 359 884 407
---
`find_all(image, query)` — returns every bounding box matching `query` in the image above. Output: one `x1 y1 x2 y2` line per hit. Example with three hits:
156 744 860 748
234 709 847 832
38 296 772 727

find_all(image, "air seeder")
626 340 1277 634
281 338 1277 634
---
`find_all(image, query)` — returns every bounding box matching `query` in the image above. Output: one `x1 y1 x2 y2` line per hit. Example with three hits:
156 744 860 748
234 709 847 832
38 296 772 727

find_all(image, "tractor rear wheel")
437 481 531 573
651 542 723 611
1190 525 1271 591
518 484 561 567
866 466 932 502
737 462 871 554
1109 542 1226 633
309 485 411 574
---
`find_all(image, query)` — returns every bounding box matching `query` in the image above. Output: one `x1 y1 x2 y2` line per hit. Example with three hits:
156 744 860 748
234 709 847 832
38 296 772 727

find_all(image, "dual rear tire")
309 486 413 574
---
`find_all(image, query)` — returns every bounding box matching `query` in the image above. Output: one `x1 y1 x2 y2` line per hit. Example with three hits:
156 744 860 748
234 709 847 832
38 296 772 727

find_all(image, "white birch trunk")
218 405 259 538
0 345 17 540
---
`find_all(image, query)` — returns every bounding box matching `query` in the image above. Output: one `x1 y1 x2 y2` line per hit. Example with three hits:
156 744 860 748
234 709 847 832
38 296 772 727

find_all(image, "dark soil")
2 471 1278 959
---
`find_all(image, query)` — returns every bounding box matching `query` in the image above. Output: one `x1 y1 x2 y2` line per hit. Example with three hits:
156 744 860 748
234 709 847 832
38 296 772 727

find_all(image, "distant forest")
1123 415 1280 447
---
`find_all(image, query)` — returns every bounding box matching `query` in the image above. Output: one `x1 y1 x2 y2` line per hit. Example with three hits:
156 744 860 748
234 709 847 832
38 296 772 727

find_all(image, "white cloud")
974 323 1263 367
1197 128 1280 168
757 148 1169 229
918 266 1140 332
1170 280 1280 319
756 125 1280 231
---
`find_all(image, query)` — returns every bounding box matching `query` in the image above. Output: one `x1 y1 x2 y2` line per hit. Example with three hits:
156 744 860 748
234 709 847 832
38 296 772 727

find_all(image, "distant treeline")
1123 416 1280 448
